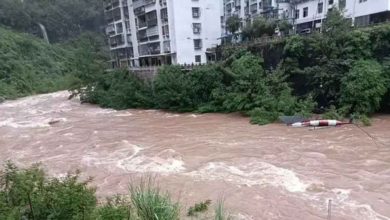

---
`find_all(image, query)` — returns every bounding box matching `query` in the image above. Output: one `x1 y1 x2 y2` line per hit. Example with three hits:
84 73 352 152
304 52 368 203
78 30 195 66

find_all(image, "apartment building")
293 0 390 33
222 0 294 36
104 0 222 68
104 0 134 68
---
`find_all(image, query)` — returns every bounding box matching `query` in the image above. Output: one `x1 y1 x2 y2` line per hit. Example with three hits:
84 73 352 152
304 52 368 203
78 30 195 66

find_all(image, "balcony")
146 26 159 37
133 0 145 9
138 20 147 29
147 19 158 27
106 25 115 35
138 42 161 56
137 30 148 42
105 0 120 11
105 7 122 23
134 6 145 16
109 35 125 47
145 0 156 6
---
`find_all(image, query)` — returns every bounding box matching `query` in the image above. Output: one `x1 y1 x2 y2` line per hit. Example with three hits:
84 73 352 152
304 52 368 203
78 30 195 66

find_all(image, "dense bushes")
82 70 153 109
0 163 230 220
0 27 106 99
340 60 387 114
281 20 390 117
84 53 314 125
0 162 96 220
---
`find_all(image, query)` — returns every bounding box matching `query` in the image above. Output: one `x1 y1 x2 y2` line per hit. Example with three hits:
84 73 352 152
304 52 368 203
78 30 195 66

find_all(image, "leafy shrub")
358 114 372 126
222 54 314 123
187 200 211 216
153 66 195 111
340 60 387 114
153 65 225 112
83 69 153 110
322 105 349 120
0 162 96 220
94 196 134 220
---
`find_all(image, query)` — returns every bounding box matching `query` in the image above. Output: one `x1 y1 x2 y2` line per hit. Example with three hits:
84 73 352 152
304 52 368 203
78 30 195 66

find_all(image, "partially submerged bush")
187 200 211 217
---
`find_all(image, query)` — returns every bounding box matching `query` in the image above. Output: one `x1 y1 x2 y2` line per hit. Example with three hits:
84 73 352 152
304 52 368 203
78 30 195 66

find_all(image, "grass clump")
130 178 180 220
214 199 231 220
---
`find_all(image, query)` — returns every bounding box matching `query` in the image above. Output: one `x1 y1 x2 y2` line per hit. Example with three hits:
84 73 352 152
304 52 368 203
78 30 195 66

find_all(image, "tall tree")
226 15 241 38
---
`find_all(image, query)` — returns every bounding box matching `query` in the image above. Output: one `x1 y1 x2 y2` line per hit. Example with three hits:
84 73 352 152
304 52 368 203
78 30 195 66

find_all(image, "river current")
0 91 389 220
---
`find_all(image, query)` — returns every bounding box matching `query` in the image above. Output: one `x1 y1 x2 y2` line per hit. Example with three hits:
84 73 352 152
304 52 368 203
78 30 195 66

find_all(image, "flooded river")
1 91 390 220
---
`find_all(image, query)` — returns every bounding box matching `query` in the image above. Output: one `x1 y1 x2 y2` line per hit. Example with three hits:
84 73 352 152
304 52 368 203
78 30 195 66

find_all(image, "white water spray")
37 23 49 44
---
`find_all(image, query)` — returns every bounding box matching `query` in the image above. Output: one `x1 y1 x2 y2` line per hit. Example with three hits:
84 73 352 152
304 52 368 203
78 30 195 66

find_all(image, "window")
162 25 169 37
192 7 200 18
329 0 334 4
116 23 123 34
194 39 202 50
192 23 201 34
303 7 308 17
161 8 168 22
318 3 323 14
295 9 300 19
195 55 201 63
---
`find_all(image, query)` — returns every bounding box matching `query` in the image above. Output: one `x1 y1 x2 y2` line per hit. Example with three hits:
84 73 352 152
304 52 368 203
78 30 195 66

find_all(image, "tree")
340 60 387 114
226 15 241 38
277 20 292 36
242 17 276 40
323 8 352 38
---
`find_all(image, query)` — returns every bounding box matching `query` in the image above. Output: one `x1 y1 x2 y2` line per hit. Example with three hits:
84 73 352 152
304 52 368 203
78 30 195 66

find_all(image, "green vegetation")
340 60 387 115
0 0 104 43
280 13 390 120
0 163 233 220
0 162 96 220
83 53 314 125
187 200 211 217
242 17 276 40
130 178 180 220
0 27 106 100
226 15 241 38
214 199 230 220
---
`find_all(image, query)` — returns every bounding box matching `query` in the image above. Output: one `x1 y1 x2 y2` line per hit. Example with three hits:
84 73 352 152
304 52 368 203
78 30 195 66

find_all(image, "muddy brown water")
1 91 390 220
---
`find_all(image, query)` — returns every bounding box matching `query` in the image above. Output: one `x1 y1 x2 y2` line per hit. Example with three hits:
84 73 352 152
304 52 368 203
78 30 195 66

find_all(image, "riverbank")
1 91 389 219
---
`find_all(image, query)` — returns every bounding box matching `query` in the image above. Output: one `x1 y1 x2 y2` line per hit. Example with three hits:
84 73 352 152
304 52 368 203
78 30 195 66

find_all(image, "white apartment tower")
222 0 390 36
105 0 222 68
222 0 294 37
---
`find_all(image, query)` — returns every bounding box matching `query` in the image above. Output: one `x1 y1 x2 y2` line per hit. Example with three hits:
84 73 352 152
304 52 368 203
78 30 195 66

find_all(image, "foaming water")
186 160 308 193
81 141 185 174
1 91 390 219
